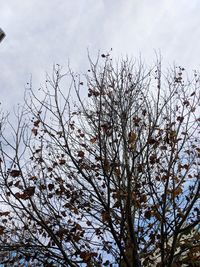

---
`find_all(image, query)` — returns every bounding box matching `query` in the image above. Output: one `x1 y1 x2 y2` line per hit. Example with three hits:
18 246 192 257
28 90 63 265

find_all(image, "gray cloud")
0 0 200 110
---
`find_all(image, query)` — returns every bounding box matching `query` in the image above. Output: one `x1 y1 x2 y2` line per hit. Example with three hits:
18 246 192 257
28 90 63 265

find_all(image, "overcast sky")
1 0 200 110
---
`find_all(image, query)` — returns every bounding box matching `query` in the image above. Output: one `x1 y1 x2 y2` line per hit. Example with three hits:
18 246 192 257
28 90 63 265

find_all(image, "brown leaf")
149 154 157 164
72 207 79 215
177 116 184 122
29 176 37 181
90 137 97 144
59 159 66 165
103 159 110 172
80 252 97 262
0 226 5 235
48 184 54 191
133 117 141 126
86 220 92 226
144 210 152 220
148 138 157 145
10 170 21 178
160 145 167 150
113 200 120 209
170 130 177 139
153 211 162 221
142 109 147 116
8 181 13 186
56 228 68 238
173 187 182 197
128 132 137 144
183 100 190 106
140 194 147 203
33 119 40 127
14 180 21 188
0 212 10 216
15 187 35 200
78 151 85 158
15 192 24 199
32 128 38 136
76 223 82 231
114 168 121 177
102 211 109 222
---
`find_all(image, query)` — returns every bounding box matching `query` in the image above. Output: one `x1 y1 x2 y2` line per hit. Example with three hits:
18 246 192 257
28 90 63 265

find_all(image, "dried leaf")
48 184 54 191
0 212 10 216
59 159 66 165
0 226 5 235
102 211 109 222
33 120 40 127
78 151 85 158
173 187 182 197
10 170 21 178
144 210 152 220
104 159 110 172
90 137 97 144
128 132 137 144
32 128 38 136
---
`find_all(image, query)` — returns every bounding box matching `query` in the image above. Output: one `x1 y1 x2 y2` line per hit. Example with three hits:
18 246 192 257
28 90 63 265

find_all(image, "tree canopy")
0 54 199 266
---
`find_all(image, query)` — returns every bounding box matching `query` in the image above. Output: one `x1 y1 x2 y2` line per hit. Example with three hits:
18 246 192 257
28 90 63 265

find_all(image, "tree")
0 54 199 267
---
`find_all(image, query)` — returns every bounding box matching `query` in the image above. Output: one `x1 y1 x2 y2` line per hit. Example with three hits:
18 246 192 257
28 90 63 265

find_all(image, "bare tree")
0 54 199 266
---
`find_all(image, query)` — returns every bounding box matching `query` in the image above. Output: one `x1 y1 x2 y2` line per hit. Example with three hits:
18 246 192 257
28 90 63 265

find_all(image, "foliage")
0 55 199 267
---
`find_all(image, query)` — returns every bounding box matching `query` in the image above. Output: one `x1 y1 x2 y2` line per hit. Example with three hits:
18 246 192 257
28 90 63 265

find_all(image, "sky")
1 0 200 110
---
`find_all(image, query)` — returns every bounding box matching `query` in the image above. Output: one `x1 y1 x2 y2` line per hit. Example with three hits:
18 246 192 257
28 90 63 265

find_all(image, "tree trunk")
121 238 141 267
